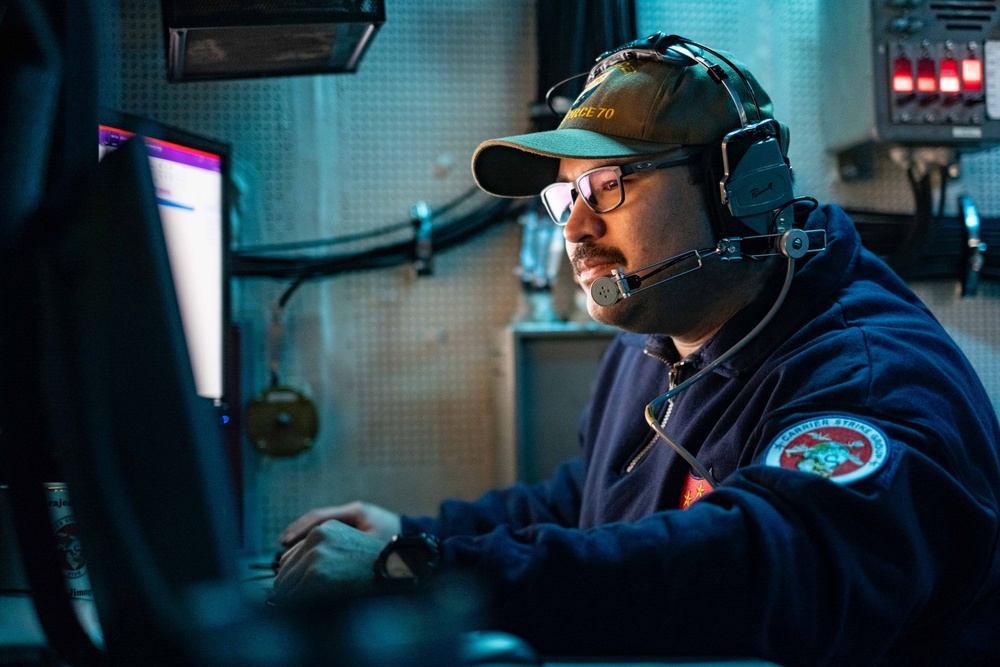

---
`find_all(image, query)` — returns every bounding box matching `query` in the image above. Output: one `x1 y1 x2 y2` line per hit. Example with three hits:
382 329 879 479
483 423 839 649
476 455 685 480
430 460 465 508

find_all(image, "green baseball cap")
471 43 789 198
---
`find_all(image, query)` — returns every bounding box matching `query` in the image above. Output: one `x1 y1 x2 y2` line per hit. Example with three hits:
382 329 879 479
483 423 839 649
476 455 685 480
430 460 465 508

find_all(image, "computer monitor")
97 111 230 409
2 131 498 667
0 124 242 664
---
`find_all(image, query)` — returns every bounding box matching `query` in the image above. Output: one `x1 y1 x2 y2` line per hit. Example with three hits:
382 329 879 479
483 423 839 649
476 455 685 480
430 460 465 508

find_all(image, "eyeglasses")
540 152 699 226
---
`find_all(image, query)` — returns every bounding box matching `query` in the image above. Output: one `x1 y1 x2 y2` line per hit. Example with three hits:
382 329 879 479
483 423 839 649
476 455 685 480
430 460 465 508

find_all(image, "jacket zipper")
625 352 681 474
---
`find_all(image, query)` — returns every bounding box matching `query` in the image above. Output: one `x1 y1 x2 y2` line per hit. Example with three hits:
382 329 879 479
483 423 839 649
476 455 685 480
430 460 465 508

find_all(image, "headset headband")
588 33 763 128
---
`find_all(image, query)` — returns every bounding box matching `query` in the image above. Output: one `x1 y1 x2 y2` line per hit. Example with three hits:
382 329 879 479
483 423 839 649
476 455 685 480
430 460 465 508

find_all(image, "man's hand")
271 519 385 603
279 501 402 548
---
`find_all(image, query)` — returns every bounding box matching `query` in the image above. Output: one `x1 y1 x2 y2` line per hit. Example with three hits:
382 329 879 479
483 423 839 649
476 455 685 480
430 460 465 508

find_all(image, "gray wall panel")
99 0 999 553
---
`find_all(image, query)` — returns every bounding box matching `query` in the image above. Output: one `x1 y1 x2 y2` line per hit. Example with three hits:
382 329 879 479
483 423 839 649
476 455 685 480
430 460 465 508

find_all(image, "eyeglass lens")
542 167 623 225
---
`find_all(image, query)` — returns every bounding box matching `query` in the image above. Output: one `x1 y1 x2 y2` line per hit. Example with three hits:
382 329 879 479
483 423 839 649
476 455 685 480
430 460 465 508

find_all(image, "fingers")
271 519 384 605
279 520 314 548
278 509 325 547
272 530 326 602
279 506 345 547
278 537 305 569
271 539 306 602
278 501 374 547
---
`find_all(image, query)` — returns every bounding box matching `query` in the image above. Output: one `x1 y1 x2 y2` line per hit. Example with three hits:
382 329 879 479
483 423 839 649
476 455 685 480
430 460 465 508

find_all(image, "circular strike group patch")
764 416 889 484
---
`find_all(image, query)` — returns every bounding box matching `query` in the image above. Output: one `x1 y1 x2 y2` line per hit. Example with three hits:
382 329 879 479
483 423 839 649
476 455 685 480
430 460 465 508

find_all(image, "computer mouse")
457 630 542 666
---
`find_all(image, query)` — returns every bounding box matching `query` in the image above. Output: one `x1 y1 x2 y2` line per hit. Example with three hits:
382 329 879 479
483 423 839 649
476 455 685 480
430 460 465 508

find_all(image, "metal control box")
495 323 618 486
821 0 1000 154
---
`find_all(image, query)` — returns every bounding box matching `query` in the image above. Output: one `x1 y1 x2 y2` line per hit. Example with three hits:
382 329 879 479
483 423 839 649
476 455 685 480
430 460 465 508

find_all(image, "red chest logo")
679 473 714 509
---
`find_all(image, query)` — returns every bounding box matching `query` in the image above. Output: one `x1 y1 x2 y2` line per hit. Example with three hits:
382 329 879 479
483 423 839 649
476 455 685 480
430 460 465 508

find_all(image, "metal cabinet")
496 322 618 485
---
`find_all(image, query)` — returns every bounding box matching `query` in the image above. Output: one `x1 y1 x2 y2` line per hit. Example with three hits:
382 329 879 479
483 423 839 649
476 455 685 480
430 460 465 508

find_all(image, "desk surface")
548 664 778 666
0 594 103 649
0 595 46 647
1 591 779 667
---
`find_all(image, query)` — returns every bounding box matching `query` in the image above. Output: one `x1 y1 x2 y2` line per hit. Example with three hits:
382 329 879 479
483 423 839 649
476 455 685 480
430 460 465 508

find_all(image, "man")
273 34 1000 666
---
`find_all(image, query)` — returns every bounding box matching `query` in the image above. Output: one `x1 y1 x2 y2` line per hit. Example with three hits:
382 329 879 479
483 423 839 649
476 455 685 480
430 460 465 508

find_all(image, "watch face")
383 550 416 579
376 533 441 583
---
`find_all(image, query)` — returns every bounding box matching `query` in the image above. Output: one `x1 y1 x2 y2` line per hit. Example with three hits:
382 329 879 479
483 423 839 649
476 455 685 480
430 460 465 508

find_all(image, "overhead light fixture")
161 0 385 82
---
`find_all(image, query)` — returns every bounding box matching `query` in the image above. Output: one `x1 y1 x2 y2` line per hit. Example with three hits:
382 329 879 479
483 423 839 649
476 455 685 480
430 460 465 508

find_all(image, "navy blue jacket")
403 205 1000 666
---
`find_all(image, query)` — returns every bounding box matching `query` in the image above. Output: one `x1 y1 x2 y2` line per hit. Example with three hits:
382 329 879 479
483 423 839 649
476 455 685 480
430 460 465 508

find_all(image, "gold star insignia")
682 492 692 508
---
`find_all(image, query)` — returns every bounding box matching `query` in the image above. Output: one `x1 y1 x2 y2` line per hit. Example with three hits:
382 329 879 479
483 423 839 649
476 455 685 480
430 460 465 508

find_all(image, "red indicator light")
962 58 983 91
917 59 937 92
940 59 960 93
892 57 914 92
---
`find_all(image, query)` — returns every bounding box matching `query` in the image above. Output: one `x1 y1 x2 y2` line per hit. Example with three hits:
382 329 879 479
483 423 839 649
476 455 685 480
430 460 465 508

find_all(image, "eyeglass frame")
540 151 701 226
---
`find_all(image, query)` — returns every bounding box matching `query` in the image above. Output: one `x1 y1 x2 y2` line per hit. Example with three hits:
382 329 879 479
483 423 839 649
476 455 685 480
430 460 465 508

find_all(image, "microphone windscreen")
591 276 622 306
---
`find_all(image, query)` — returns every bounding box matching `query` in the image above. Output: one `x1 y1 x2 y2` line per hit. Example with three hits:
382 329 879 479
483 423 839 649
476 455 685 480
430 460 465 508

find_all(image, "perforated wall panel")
638 1 1000 215
909 281 1000 414
103 0 1000 553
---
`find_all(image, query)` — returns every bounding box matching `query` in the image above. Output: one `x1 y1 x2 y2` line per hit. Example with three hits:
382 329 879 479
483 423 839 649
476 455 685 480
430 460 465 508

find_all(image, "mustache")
570 242 627 275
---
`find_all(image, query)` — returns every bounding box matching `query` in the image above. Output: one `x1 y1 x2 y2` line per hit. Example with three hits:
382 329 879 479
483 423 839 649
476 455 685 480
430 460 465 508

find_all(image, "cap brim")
471 128 683 198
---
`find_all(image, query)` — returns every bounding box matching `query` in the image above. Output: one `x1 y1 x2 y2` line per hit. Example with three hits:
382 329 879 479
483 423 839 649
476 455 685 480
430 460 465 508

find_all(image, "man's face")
560 155 734 337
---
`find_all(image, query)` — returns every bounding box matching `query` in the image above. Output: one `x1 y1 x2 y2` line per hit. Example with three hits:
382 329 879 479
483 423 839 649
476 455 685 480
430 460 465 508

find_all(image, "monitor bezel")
98 108 233 415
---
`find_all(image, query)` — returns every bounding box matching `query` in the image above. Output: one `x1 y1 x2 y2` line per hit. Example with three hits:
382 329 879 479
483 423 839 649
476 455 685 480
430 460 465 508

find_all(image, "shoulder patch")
764 416 889 484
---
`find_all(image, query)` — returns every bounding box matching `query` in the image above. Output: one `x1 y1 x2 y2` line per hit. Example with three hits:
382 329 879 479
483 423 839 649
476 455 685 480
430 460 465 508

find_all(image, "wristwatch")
373 533 441 586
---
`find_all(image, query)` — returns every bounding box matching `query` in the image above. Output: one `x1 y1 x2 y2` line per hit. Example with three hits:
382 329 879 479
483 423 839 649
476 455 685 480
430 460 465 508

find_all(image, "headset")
582 33 825 307
586 32 797 240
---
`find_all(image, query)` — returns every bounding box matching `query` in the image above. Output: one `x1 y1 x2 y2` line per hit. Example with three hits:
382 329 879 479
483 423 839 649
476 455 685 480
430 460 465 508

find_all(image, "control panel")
888 39 984 129
822 0 1000 153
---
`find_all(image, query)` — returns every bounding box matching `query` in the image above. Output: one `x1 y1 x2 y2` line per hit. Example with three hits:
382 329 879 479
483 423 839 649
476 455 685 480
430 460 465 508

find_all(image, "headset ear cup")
701 147 744 240
702 134 792 238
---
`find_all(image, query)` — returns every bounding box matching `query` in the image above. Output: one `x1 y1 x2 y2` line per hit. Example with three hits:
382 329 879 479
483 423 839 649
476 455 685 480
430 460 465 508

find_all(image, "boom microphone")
591 247 713 306
591 228 821 307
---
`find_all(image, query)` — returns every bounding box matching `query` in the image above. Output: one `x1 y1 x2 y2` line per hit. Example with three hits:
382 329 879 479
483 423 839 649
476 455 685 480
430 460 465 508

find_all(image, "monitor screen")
98 115 229 405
